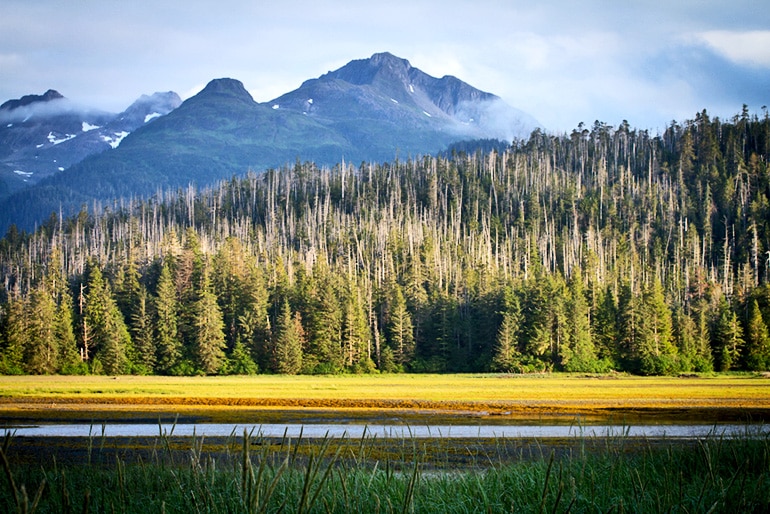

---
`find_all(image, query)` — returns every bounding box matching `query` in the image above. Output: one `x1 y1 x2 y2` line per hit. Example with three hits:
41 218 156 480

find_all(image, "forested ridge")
1 107 769 376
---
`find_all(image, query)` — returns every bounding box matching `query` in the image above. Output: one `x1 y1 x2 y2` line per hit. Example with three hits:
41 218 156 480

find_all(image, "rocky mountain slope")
0 90 181 199
0 52 539 232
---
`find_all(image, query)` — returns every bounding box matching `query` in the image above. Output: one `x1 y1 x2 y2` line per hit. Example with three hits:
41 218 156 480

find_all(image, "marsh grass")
0 425 768 513
3 374 770 430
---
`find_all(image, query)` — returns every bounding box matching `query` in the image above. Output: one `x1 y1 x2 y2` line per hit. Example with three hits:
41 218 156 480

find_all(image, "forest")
1 107 769 376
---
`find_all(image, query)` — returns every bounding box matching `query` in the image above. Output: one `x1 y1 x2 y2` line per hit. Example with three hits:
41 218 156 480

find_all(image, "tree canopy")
1 108 769 375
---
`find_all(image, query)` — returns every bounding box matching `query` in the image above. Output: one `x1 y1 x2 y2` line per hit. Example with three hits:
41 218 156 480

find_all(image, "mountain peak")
369 52 411 69
323 52 413 87
0 89 65 112
197 78 253 103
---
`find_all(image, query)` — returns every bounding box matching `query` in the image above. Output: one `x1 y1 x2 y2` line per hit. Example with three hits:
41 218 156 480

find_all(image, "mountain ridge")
0 52 539 232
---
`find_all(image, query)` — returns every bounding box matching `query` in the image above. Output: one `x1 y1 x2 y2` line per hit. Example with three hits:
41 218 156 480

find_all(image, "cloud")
695 30 770 67
0 96 109 123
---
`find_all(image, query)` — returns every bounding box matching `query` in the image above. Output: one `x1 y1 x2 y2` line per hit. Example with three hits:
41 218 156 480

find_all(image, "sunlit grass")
1 373 768 420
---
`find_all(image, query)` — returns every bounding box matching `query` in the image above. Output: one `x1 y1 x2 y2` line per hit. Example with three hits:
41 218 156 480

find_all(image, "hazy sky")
2 0 768 133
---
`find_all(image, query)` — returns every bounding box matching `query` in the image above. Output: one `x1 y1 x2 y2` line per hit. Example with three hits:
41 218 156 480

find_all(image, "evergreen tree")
272 299 303 375
713 298 745 371
0 289 26 374
692 304 715 372
593 286 619 368
130 286 156 374
520 273 555 370
154 261 181 374
386 284 415 368
341 285 374 372
98 300 133 375
54 291 83 374
744 300 770 370
176 228 205 350
83 264 133 375
25 284 58 374
561 271 602 372
672 306 697 372
491 288 521 373
637 279 679 375
192 273 227 375
617 282 641 372
225 338 259 375
304 269 343 373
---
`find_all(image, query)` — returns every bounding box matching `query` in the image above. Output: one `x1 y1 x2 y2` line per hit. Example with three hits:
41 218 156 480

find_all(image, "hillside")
0 109 768 376
0 53 538 232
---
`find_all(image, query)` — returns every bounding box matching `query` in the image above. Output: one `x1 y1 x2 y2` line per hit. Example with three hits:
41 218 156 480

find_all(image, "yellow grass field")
1 373 769 423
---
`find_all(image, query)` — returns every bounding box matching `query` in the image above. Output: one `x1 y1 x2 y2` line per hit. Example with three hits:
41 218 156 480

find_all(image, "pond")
4 422 768 439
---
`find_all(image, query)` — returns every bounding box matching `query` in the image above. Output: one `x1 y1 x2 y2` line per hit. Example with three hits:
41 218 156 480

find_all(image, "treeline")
1 107 769 375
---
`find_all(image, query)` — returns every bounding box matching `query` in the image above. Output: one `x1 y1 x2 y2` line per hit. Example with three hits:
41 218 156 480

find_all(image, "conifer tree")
272 299 303 374
617 282 641 372
387 284 415 368
561 270 601 372
54 291 83 374
692 304 715 372
176 228 205 349
154 261 181 374
83 264 133 375
305 269 343 373
25 284 58 374
491 287 521 372
713 298 745 371
637 279 679 375
130 286 156 374
192 272 227 375
98 299 133 375
592 286 619 368
744 299 770 370
341 286 374 372
226 338 259 375
520 273 555 369
0 289 26 374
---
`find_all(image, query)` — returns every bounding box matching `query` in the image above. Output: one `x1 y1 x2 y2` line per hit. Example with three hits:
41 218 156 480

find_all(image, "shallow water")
4 422 768 439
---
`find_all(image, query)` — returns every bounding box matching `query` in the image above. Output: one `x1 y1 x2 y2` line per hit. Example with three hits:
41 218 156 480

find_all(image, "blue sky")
1 0 768 133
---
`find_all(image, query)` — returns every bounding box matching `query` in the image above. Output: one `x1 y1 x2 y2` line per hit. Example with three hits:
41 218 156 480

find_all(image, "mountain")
0 52 539 232
0 90 181 199
269 52 538 146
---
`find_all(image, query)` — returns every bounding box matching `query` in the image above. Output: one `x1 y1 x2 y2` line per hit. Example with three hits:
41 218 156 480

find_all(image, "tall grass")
0 427 768 513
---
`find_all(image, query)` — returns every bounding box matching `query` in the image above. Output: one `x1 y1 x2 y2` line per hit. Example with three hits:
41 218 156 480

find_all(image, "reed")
0 426 768 512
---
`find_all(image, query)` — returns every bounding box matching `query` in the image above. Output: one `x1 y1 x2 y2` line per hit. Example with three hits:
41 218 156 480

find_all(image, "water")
3 423 767 439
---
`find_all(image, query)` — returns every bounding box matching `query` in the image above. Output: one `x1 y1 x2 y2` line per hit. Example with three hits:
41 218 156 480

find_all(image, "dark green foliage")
82 264 133 375
191 274 227 375
24 284 58 374
154 262 181 374
1 108 770 374
745 300 770 370
385 284 415 369
272 299 304 375
491 286 522 372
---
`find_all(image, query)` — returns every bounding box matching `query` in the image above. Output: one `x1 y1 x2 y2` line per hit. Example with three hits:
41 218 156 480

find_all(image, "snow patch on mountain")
144 112 162 123
47 132 77 145
82 121 100 132
101 131 129 149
